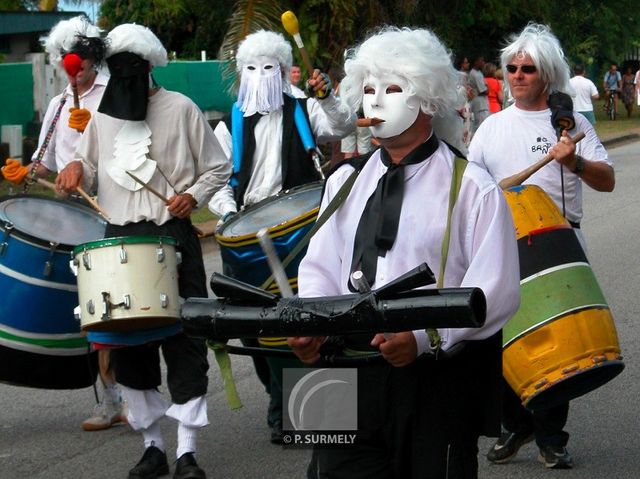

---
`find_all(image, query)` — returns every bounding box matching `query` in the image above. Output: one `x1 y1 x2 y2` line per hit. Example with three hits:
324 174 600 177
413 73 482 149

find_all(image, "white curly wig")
340 27 464 118
235 30 293 80
43 15 101 65
106 24 168 67
500 23 574 96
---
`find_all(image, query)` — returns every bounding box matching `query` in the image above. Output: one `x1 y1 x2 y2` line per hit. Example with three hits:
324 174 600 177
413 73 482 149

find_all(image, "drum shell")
0 195 104 389
73 236 180 332
216 182 322 294
503 185 623 410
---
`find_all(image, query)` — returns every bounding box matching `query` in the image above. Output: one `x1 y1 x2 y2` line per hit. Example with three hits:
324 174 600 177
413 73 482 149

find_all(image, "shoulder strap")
438 156 468 288
230 103 243 187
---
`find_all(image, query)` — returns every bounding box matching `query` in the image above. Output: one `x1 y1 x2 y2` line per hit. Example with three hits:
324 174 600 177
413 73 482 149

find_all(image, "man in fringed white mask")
207 29 355 444
288 26 521 478
57 23 230 479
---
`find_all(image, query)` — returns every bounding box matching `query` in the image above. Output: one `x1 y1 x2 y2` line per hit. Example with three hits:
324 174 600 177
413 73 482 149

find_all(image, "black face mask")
98 52 150 121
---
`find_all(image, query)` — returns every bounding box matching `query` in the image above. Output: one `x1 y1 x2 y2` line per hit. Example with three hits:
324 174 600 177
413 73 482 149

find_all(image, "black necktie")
349 134 439 291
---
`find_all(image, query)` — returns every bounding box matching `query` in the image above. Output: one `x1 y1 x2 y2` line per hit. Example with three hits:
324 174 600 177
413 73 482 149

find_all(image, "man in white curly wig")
469 23 614 470
207 29 355 444
288 26 520 478
57 23 230 479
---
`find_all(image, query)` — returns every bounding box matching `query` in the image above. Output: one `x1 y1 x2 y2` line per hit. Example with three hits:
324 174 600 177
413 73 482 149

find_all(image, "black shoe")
270 422 283 444
128 446 170 479
174 453 206 479
486 430 534 464
538 445 573 469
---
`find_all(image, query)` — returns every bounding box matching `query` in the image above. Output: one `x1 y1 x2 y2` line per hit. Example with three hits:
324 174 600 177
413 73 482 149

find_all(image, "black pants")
501 378 569 448
108 218 209 404
309 335 502 479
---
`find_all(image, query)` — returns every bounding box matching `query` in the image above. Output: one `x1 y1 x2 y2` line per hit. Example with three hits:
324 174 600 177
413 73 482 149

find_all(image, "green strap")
428 156 468 350
208 341 243 410
260 167 361 291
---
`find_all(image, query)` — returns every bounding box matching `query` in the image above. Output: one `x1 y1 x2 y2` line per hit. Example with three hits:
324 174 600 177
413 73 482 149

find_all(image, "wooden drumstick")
257 228 294 298
33 177 111 221
498 132 586 190
62 53 83 108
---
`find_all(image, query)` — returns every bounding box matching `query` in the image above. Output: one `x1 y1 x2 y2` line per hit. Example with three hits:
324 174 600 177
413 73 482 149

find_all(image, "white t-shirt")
569 75 598 112
468 104 611 224
299 140 521 354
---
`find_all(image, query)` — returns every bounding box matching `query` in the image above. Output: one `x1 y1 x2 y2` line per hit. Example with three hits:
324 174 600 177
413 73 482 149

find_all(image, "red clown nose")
63 53 83 77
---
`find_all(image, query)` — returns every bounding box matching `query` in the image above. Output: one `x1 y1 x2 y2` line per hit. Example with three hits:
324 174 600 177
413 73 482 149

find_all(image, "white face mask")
237 56 284 116
362 74 421 138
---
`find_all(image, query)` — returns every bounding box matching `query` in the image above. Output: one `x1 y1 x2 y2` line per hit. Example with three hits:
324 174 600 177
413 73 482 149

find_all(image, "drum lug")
119 245 128 264
160 293 168 308
0 223 14 256
87 299 95 315
69 258 79 276
43 242 59 277
123 294 131 309
176 251 182 265
83 251 91 270
101 292 111 320
156 246 165 263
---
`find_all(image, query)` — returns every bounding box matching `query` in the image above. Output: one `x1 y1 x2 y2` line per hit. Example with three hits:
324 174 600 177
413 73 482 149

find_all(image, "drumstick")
125 171 169 203
498 132 586 190
281 11 328 99
257 228 294 298
34 177 111 221
62 53 83 108
125 170 204 236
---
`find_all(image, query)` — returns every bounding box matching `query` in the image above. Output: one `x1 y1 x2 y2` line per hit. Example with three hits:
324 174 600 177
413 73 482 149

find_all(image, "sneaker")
538 445 573 469
174 453 206 479
129 446 170 479
81 400 128 431
487 430 534 464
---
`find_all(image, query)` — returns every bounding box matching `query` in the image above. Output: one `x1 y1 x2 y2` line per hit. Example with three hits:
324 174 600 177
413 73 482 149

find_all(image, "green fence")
0 63 34 129
153 60 237 113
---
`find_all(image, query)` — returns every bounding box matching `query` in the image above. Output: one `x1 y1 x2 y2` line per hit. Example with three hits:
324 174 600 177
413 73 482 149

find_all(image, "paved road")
1 140 639 478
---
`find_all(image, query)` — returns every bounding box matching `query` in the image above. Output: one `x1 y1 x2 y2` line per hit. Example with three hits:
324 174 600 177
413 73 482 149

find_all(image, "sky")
58 0 98 23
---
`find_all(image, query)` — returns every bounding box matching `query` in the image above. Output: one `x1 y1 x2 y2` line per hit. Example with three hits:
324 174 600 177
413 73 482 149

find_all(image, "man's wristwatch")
571 155 585 174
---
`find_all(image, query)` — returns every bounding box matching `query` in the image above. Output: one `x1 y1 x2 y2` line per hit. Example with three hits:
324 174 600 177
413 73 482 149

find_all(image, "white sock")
142 421 165 452
103 384 121 405
177 423 198 459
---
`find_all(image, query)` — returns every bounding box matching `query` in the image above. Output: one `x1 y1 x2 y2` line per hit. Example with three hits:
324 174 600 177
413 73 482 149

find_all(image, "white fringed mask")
237 56 284 116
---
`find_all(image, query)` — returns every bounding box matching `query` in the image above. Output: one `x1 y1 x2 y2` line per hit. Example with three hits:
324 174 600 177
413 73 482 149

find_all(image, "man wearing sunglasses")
468 22 614 471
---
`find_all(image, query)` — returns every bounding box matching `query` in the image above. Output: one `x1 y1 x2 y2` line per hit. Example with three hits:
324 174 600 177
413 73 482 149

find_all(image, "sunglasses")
506 64 537 74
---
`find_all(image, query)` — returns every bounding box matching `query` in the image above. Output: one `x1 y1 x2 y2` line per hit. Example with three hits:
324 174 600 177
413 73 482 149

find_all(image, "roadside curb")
602 132 640 148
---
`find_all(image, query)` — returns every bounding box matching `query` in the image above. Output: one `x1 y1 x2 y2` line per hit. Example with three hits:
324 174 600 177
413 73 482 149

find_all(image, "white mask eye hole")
247 65 256 71
386 85 403 94
264 64 273 70
364 86 375 95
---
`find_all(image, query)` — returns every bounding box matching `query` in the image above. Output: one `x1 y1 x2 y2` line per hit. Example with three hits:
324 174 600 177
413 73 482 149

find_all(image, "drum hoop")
72 235 178 254
0 194 106 250
216 207 319 247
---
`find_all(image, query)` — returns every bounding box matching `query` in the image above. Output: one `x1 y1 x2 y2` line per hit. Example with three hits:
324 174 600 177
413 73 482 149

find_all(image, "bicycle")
605 89 618 120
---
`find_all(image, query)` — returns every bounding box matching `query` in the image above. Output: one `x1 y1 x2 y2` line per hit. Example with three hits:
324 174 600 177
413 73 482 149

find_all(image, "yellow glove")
1 158 29 185
68 107 92 133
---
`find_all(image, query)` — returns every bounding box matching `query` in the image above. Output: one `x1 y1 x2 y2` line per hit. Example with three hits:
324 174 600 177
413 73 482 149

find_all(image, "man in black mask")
57 23 230 479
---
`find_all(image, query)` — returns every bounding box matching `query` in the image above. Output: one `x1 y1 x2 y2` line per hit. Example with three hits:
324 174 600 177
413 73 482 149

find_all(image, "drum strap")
28 94 67 186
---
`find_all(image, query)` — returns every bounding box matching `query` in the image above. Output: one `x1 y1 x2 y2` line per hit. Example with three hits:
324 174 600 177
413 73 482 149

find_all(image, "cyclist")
603 63 621 119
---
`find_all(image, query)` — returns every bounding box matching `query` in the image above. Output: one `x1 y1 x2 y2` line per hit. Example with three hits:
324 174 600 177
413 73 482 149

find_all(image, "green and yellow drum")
503 185 624 410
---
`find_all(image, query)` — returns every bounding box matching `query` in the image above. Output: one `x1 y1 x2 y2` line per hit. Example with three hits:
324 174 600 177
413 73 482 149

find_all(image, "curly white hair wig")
235 30 293 79
43 15 101 65
500 23 573 96
340 27 464 118
106 24 168 67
